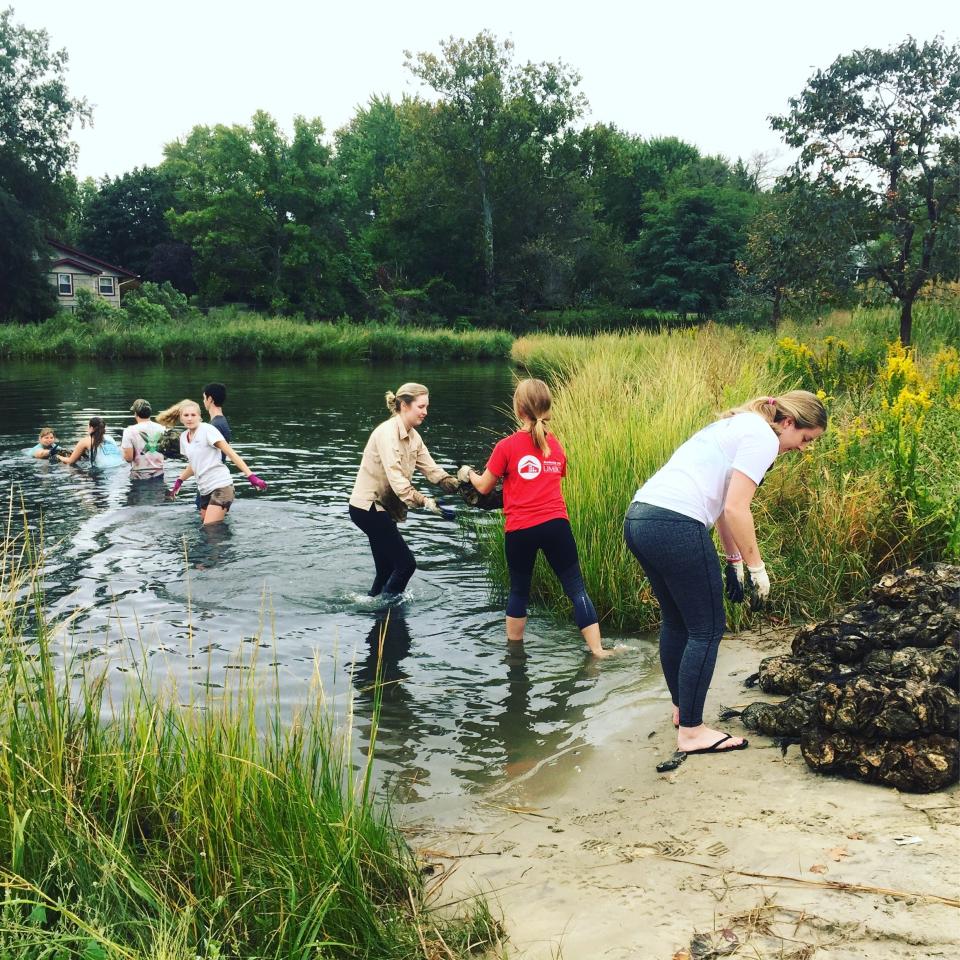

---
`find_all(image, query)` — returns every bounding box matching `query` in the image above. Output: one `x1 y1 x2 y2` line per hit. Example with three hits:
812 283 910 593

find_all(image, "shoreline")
408 629 960 959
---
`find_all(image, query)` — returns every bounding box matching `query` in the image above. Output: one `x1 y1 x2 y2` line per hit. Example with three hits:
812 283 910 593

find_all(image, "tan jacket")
349 416 457 521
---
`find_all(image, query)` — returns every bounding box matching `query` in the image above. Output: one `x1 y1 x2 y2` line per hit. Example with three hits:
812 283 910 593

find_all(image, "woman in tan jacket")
349 382 459 598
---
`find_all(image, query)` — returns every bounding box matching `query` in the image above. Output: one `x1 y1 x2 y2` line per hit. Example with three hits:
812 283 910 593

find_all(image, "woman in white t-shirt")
623 391 827 766
162 400 267 525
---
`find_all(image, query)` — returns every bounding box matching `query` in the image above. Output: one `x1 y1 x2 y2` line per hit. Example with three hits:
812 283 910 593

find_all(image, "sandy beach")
410 629 960 959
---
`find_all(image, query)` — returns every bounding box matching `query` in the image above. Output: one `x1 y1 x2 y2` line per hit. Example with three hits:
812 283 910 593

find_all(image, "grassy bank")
0 520 501 959
491 304 960 630
0 310 514 363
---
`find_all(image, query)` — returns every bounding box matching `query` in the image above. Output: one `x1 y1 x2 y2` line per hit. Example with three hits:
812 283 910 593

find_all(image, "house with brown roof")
47 239 138 311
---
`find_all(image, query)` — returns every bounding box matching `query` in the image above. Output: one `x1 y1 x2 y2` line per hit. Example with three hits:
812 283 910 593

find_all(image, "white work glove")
422 496 440 514
747 562 771 601
456 465 474 484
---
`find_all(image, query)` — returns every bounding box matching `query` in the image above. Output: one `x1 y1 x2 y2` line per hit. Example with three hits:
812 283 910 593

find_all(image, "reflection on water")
1 358 659 817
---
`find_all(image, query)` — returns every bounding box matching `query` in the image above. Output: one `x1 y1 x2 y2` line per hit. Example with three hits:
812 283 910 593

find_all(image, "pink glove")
247 473 267 491
167 478 183 499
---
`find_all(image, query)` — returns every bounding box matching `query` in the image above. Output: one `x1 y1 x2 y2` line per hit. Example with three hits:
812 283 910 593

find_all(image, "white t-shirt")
121 420 166 479
180 423 232 495
633 412 779 528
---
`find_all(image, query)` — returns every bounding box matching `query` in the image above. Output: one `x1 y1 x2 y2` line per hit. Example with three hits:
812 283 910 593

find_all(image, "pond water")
1 359 660 818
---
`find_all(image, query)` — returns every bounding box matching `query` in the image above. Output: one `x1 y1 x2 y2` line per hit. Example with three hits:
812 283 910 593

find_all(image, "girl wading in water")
462 378 615 659
158 400 266 525
349 382 459 599
623 390 827 767
57 417 123 468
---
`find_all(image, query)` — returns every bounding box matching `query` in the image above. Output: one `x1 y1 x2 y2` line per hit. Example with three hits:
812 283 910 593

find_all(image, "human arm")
58 436 90 465
213 439 255 478
461 466 499 496
373 428 427 507
414 442 458 492
720 470 761 566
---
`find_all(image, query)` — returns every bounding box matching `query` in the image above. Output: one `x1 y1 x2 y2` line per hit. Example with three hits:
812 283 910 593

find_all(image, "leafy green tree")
0 5 90 320
163 111 361 315
567 125 699 242
631 185 757 317
76 166 177 276
738 179 866 324
405 32 586 298
771 36 960 345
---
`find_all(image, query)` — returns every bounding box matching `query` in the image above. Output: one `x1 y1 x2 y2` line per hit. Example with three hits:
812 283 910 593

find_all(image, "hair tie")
766 396 777 406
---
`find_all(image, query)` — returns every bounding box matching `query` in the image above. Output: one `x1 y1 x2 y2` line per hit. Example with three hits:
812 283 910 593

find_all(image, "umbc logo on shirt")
518 455 542 479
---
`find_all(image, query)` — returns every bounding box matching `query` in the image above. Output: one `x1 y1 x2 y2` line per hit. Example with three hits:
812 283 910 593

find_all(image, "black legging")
349 504 416 596
504 518 598 629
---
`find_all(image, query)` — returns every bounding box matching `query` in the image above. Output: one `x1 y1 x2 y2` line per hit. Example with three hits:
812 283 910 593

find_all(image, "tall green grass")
0 311 513 363
494 309 960 630
0 511 502 959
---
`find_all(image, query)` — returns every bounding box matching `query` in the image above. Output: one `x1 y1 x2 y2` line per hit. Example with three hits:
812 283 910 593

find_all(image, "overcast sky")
23 0 960 182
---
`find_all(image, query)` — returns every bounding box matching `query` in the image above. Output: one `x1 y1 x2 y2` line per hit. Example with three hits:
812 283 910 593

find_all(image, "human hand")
247 473 267 491
724 554 745 603
456 465 474 484
423 496 440 514
747 562 771 602
167 478 183 499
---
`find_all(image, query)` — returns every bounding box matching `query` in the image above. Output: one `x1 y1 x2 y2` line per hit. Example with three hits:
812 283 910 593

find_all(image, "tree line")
2 7 959 344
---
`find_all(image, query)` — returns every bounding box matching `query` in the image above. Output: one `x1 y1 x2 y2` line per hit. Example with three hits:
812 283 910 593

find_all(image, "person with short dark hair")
121 399 165 480
202 383 231 445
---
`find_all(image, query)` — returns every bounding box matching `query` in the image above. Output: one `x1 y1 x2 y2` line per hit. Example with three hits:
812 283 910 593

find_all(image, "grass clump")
0 511 502 959
496 305 960 630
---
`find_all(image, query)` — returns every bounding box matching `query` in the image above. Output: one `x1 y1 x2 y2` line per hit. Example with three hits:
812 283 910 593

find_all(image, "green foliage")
630 184 757 317
163 110 364 317
74 165 178 276
771 36 960 345
0 6 91 322
0 526 503 959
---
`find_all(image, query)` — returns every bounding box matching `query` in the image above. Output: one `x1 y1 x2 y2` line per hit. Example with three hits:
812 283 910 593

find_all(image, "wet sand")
409 629 960 959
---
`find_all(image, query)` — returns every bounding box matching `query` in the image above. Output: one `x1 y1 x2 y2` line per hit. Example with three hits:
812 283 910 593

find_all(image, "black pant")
504 517 598 629
349 504 416 596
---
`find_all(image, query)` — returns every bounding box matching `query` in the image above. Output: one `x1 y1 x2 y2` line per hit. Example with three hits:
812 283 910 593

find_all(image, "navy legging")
623 501 725 727
349 504 416 596
504 518 598 630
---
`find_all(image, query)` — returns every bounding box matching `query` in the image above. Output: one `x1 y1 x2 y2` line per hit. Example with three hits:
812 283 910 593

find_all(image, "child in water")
31 427 60 459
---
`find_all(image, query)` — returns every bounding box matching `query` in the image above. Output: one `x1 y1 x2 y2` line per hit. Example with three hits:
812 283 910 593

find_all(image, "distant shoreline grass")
0 312 515 363
0 515 502 959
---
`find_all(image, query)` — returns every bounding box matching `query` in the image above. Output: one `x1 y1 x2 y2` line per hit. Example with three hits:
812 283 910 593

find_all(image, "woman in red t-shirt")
461 379 612 658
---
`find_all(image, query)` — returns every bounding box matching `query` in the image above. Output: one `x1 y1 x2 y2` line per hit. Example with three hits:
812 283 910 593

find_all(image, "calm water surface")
1 359 659 817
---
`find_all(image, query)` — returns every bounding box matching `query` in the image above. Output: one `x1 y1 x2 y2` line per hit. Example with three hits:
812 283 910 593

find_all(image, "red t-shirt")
486 430 568 532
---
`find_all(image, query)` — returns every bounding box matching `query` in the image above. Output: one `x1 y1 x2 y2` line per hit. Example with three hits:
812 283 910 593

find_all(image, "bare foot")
589 644 630 659
677 724 746 753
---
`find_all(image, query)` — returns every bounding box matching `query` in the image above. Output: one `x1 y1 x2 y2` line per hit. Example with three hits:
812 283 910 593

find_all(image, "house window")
98 276 115 296
58 273 73 296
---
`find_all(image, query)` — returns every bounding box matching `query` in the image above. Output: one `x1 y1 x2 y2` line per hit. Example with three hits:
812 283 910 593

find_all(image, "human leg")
624 505 691 711
503 526 539 643
349 505 416 596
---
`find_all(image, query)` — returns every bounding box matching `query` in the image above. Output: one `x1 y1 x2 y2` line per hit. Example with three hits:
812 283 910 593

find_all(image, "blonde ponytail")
720 389 828 430
156 399 201 427
513 379 553 457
